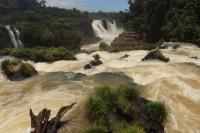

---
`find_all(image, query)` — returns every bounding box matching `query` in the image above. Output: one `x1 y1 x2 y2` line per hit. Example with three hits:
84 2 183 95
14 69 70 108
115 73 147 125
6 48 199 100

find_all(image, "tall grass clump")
116 123 145 133
146 102 168 123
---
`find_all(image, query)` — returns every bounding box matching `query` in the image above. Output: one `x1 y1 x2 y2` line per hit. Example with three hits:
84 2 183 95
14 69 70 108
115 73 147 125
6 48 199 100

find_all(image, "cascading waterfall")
92 20 124 44
14 27 23 48
5 25 23 48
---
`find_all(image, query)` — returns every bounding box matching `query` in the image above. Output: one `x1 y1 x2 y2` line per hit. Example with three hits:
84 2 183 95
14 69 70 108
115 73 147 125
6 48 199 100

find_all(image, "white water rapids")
0 21 200 133
82 20 124 51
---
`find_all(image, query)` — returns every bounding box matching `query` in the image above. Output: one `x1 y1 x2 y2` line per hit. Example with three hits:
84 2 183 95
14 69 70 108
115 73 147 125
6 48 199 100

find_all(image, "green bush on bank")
1 47 76 62
146 102 168 123
20 63 37 78
1 59 20 70
85 85 167 133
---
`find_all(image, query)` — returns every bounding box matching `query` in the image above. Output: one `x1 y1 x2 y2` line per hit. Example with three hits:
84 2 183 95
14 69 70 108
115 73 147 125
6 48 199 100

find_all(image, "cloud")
46 0 87 9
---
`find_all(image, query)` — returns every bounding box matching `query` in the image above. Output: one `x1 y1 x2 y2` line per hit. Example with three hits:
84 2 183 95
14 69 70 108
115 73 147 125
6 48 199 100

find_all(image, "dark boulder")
90 59 103 66
84 64 92 70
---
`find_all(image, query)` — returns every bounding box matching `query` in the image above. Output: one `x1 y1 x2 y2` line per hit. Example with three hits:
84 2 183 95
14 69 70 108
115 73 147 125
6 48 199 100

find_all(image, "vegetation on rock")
1 59 37 80
1 59 21 77
85 85 167 133
1 47 76 62
20 63 37 78
116 123 145 133
142 49 170 62
146 102 168 123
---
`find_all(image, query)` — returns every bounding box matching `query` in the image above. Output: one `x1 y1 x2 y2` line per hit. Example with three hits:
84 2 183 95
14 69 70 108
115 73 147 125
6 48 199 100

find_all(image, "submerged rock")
84 54 103 69
120 54 129 59
84 64 92 70
90 59 103 66
46 72 86 81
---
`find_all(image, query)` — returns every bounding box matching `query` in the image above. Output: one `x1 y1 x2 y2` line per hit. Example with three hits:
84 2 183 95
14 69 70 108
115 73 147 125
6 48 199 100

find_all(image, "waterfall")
14 27 23 48
5 25 23 48
92 20 124 44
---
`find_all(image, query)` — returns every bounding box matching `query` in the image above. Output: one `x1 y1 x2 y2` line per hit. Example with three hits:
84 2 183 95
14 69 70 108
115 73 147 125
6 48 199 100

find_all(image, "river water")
0 20 200 133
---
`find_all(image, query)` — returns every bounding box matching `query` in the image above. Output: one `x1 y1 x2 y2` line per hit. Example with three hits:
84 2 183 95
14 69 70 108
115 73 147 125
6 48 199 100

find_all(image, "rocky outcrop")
84 59 103 70
142 49 170 62
1 59 38 81
111 32 157 51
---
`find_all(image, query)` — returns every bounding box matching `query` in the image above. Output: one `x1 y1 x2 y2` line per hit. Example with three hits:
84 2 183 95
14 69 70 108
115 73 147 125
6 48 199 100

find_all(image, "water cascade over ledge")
92 20 124 44
5 25 23 48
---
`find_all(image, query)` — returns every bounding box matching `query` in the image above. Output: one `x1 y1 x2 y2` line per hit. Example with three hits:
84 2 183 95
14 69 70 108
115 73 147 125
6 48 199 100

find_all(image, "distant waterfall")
5 26 23 48
14 27 23 47
92 20 124 44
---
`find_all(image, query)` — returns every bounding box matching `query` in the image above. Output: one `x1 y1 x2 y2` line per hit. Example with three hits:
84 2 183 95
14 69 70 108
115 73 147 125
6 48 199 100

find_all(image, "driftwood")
30 102 77 133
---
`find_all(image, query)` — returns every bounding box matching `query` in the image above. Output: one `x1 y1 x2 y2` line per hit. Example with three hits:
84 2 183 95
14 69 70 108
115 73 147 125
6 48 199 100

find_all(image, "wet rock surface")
111 32 157 51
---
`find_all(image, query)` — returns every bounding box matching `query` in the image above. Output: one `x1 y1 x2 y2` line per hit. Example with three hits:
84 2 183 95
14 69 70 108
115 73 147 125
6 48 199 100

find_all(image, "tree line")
126 0 200 46
0 0 94 50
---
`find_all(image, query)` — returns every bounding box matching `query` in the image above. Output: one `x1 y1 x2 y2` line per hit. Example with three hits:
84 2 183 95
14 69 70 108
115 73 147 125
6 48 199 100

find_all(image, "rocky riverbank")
110 32 158 52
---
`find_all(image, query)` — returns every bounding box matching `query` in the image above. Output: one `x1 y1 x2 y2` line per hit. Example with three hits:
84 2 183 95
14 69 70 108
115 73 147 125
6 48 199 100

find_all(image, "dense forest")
126 0 200 46
0 0 94 50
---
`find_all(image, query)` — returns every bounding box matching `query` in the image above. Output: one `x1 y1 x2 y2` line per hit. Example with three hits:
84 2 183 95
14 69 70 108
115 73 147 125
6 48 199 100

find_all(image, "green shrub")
86 120 110 133
86 86 119 120
20 63 36 78
142 49 170 62
146 102 168 123
1 47 76 62
119 85 140 101
115 123 145 133
1 59 20 70
115 94 133 115
86 85 168 133
96 86 116 106
86 97 110 120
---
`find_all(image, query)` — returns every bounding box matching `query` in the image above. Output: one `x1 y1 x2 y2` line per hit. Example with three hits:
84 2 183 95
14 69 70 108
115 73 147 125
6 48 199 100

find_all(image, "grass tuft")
146 101 168 123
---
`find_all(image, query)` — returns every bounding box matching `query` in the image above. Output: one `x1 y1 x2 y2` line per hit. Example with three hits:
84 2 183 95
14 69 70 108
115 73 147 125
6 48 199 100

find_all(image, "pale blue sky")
46 0 129 12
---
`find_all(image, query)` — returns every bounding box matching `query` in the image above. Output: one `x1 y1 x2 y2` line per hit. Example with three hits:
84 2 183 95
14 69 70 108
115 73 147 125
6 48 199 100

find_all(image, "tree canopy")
126 0 200 46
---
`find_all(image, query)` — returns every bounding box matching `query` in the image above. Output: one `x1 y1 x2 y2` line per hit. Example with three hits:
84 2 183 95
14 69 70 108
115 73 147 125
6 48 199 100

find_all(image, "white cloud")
46 0 87 9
